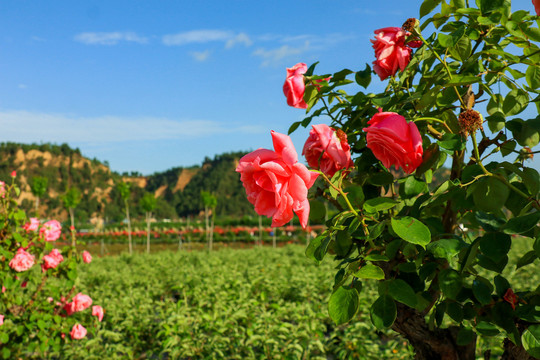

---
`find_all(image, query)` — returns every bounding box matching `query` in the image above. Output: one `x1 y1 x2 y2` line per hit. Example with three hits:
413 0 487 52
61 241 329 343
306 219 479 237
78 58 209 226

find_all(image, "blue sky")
0 0 538 174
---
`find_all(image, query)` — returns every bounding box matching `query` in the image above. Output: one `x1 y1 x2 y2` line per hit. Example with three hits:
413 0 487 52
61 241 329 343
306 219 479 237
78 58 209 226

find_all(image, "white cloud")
17 84 27 90
74 32 148 45
162 30 252 48
252 42 310 67
0 110 264 143
189 50 211 62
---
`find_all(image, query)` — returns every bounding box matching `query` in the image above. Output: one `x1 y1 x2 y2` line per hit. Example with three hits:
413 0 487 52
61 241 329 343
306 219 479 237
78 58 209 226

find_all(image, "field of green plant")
55 239 538 360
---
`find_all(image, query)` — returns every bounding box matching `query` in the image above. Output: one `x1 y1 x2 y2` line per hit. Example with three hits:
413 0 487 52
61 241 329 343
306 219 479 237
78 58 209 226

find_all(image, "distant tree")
30 176 48 216
201 191 217 251
62 187 82 247
140 192 157 254
117 181 133 254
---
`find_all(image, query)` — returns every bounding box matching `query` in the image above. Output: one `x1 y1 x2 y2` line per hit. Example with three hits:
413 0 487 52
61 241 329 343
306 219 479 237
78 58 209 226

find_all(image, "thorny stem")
414 117 454 134
471 132 540 210
314 170 373 246
417 33 466 108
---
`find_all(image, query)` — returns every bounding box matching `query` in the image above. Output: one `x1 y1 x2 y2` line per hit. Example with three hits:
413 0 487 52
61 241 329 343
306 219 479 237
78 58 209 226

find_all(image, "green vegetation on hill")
0 142 257 225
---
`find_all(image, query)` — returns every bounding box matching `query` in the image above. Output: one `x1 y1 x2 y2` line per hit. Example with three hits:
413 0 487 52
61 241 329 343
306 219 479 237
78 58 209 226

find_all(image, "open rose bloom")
9 248 35 272
283 62 308 109
92 305 104 322
42 249 64 271
371 27 420 81
363 111 423 174
236 131 318 228
65 293 93 315
82 251 92 264
303 124 353 178
70 324 87 340
39 220 62 242
23 217 40 232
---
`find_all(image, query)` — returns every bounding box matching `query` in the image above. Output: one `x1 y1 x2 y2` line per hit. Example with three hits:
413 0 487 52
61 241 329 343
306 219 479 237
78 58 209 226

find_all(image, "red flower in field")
70 324 87 340
236 131 319 229
363 111 423 174
65 293 92 315
42 249 64 271
303 124 353 177
503 288 518 310
9 248 35 272
92 305 104 322
82 251 92 264
23 217 40 232
39 220 62 242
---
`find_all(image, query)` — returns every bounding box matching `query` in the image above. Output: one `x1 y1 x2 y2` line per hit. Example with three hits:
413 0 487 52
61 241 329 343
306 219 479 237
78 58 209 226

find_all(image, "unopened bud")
458 109 483 136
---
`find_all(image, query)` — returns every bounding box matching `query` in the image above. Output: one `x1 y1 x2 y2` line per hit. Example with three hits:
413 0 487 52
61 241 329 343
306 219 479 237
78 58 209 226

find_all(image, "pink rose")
534 0 540 15
302 124 353 177
0 315 4 326
39 220 62 242
82 251 92 264
67 293 92 314
283 62 308 109
42 249 64 271
0 181 5 199
70 324 87 340
236 131 319 229
371 27 417 80
363 111 423 174
23 217 40 232
9 248 35 272
92 305 104 322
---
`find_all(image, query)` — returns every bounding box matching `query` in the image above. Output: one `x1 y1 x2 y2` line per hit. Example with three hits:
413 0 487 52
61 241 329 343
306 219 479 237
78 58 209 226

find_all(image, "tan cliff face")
6 146 199 223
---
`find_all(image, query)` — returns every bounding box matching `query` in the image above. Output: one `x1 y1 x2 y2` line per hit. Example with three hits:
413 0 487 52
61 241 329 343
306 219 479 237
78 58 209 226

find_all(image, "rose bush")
243 1 540 359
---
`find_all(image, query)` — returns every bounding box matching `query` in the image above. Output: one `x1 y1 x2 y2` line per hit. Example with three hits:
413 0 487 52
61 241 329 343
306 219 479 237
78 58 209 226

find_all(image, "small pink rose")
302 124 353 178
0 181 5 199
39 220 62 242
23 217 40 232
371 27 415 80
0 315 3 326
70 324 87 340
2 286 5 293
10 171 16 178
236 131 319 229
9 248 35 272
82 251 92 264
283 62 308 109
67 293 92 314
42 249 64 271
47 297 54 303
363 111 423 174
92 305 104 322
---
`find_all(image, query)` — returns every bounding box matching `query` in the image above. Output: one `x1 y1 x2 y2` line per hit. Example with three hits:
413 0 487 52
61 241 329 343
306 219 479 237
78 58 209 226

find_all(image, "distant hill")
0 142 256 225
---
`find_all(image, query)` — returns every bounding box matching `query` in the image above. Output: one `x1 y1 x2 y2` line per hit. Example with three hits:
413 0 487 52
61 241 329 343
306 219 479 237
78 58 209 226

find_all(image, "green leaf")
472 277 493 305
427 238 466 261
526 66 540 89
449 35 472 61
479 233 511 263
355 263 385 280
439 269 462 300
386 279 417 308
334 230 353 257
438 25 465 48
390 216 431 248
445 75 481 87
438 133 466 151
308 200 326 222
305 235 331 264
500 140 516 157
370 295 397 329
503 212 540 235
401 176 428 199
457 327 475 346
476 0 505 14
472 177 509 214
476 321 500 336
355 64 371 88
446 302 464 322
503 89 528 116
516 250 538 270
420 0 441 18
328 286 360 325
288 121 301 135
363 197 399 213
523 325 540 358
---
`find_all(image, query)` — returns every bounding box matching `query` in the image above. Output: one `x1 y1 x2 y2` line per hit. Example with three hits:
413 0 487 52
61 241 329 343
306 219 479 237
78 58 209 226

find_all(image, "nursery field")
61 240 538 360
